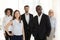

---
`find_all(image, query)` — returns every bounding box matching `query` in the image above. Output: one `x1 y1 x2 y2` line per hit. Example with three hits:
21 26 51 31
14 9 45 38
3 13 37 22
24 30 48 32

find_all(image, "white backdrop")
0 0 59 40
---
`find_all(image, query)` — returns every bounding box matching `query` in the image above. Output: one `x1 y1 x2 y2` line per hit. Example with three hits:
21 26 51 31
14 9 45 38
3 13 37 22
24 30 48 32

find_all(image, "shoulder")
21 14 25 16
3 16 7 20
42 14 49 18
33 15 37 20
29 14 33 16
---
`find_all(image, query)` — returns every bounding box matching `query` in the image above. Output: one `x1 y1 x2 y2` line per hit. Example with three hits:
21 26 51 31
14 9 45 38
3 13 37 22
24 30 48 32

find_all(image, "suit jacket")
21 13 33 34
33 14 51 38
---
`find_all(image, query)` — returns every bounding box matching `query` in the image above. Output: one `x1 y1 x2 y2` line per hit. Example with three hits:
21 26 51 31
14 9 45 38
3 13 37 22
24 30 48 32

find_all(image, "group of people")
2 5 56 40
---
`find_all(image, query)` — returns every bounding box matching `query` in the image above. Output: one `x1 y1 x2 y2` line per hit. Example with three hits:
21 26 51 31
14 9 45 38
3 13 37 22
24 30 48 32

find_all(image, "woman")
47 9 56 40
5 10 25 40
2 8 13 40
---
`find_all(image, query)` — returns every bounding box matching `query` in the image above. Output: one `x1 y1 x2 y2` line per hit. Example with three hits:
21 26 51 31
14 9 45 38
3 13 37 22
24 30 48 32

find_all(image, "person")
47 9 56 40
21 5 33 40
2 8 13 40
5 10 25 40
33 5 51 40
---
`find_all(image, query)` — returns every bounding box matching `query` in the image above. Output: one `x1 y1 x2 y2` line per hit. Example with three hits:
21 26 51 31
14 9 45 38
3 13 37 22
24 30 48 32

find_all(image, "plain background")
0 0 60 40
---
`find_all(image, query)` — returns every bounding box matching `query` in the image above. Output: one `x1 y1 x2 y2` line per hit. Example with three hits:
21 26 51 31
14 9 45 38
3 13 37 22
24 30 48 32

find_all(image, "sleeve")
2 17 6 33
46 16 51 37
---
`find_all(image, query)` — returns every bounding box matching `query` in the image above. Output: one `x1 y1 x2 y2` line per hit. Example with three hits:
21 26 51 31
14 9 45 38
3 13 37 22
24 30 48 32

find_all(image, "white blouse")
2 15 12 33
12 19 23 35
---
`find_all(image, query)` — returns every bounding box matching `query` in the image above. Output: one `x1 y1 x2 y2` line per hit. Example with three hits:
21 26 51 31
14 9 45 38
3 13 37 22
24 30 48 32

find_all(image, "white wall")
0 0 58 40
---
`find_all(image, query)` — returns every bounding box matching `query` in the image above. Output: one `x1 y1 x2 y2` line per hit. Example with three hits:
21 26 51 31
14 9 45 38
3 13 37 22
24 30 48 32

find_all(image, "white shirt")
2 15 12 33
25 13 29 24
49 16 56 28
12 19 23 35
38 13 43 24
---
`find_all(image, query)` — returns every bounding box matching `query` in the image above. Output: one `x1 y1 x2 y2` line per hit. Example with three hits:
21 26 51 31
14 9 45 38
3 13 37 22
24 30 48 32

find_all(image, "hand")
53 35 55 38
8 33 13 36
8 32 13 36
4 33 6 36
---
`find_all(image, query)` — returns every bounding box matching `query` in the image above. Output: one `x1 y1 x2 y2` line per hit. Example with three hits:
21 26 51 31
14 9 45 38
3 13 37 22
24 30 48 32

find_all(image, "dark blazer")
33 14 51 38
21 13 33 33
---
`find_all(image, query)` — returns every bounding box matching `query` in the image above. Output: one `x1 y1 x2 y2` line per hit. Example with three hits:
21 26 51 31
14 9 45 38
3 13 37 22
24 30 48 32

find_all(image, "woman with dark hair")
5 10 25 40
2 8 13 40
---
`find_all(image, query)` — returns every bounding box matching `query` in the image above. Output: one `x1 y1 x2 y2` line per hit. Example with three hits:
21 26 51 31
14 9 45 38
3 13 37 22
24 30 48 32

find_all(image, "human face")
36 7 42 16
24 7 29 13
49 10 54 17
6 10 11 16
15 11 20 19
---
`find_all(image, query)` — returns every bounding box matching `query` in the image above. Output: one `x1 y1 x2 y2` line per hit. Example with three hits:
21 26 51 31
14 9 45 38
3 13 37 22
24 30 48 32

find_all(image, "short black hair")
4 8 13 16
24 5 29 8
36 5 42 9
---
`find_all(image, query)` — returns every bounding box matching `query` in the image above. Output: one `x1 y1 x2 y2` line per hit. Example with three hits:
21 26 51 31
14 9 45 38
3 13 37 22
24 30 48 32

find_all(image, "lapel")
39 14 44 25
36 16 39 25
24 13 30 24
37 14 43 25
23 14 27 24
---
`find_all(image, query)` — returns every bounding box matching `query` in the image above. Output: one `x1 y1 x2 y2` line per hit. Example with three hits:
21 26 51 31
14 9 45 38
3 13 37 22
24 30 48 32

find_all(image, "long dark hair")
12 10 21 23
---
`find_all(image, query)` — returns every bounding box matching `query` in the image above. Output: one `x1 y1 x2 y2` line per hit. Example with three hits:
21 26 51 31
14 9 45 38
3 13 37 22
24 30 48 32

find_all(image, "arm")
22 25 25 40
22 21 25 40
2 17 5 34
46 16 51 37
5 21 13 36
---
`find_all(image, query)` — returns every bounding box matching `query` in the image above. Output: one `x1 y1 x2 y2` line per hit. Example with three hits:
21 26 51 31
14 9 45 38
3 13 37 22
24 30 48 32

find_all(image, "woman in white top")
2 8 13 40
5 10 25 40
47 9 56 40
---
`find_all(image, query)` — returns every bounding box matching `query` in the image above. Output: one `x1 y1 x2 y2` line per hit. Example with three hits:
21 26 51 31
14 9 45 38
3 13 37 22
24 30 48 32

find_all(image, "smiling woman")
0 0 58 40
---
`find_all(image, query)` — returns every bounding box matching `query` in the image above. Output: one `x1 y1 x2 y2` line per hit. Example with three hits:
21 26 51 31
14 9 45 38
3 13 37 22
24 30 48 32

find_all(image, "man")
21 5 33 40
33 5 51 40
47 9 56 40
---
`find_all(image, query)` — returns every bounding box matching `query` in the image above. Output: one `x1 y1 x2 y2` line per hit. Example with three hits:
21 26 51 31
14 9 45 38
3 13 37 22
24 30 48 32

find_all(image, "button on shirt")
25 13 29 24
38 13 43 24
2 15 12 33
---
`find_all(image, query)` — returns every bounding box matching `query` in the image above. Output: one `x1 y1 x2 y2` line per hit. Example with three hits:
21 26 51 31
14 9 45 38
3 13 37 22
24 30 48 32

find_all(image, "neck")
25 13 29 15
38 13 41 16
16 18 19 20
7 15 10 17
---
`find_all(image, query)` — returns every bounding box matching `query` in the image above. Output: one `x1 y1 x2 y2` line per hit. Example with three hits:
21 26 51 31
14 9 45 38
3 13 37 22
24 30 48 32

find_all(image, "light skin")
5 11 25 40
4 10 11 36
48 9 54 17
24 7 29 15
6 10 11 16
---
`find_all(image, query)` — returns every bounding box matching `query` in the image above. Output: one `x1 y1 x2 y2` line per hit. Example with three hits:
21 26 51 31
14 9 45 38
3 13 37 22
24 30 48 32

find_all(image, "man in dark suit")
32 5 51 40
21 5 33 40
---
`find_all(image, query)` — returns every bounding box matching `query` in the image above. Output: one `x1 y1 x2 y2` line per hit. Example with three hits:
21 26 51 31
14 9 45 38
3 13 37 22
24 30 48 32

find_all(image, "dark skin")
36 6 42 16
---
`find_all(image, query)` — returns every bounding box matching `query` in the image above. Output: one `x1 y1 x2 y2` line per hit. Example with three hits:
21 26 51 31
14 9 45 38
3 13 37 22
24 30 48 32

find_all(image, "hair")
12 10 21 23
36 5 42 10
24 5 29 8
4 8 13 16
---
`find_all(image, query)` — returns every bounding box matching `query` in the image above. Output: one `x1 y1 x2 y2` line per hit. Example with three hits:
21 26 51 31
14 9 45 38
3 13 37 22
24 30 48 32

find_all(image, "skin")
6 10 11 16
24 7 29 15
5 11 25 40
15 11 20 20
36 6 42 16
48 9 54 17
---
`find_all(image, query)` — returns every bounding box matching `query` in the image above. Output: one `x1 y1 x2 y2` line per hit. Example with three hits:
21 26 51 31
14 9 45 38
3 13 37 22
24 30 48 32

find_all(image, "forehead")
7 10 10 11
36 7 42 9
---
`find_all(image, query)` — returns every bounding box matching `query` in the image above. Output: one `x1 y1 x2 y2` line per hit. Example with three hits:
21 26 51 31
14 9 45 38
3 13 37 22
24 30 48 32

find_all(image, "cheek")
7 13 10 15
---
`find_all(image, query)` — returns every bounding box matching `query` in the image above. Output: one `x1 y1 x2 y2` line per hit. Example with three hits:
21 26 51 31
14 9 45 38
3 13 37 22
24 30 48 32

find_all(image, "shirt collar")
6 15 11 17
37 13 43 17
25 13 29 16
